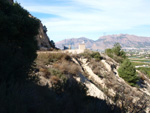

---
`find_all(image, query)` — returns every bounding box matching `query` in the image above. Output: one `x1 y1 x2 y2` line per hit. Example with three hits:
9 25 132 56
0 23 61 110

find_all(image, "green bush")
90 52 102 61
105 43 126 63
112 43 121 56
105 48 113 58
80 50 102 61
118 59 139 86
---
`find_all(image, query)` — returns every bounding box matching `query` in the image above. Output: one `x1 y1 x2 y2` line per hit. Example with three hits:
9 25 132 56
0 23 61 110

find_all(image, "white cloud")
17 0 150 41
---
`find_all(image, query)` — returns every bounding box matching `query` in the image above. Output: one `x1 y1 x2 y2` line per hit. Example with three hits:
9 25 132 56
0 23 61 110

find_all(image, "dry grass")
36 52 71 66
89 59 106 77
53 61 79 75
50 76 60 84
37 61 67 82
39 68 51 79
35 52 79 85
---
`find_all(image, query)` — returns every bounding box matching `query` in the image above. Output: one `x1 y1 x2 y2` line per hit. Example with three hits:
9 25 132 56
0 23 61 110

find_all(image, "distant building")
63 43 86 54
79 44 86 50
64 46 69 50
63 45 71 50
68 45 71 49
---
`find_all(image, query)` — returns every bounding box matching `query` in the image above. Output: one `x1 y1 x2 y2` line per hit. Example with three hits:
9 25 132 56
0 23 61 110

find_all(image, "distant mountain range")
56 34 150 51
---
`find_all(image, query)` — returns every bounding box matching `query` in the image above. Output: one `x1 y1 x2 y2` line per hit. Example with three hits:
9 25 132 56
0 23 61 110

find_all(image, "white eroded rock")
75 73 106 100
101 60 111 72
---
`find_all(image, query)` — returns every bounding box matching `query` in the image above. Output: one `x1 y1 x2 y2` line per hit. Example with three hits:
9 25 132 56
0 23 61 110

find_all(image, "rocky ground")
35 51 150 113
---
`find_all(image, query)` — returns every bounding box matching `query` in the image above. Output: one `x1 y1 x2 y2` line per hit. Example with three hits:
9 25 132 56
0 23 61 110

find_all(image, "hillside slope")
3 0 150 112
36 51 150 112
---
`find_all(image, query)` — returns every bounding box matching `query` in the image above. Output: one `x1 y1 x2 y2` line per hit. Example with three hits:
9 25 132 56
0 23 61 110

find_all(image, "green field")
131 62 150 67
129 57 150 65
136 67 150 77
129 57 150 77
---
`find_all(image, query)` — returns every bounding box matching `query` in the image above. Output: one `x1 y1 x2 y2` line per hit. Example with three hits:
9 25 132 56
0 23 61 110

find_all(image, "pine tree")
118 59 139 86
112 43 121 56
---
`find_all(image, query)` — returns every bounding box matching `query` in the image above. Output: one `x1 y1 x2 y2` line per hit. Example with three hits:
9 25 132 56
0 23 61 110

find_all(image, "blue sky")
15 0 150 42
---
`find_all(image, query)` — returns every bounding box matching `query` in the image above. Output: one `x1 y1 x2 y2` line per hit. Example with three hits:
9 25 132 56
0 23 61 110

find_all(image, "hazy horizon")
56 33 150 42
15 0 150 42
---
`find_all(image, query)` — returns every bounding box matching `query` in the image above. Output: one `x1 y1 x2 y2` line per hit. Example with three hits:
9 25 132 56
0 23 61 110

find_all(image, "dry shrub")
89 59 106 77
93 67 104 78
52 63 59 68
53 61 79 75
61 54 71 61
36 53 50 66
79 49 92 59
93 67 100 75
36 53 71 66
47 53 67 62
123 88 130 94
39 68 47 72
50 76 60 84
112 85 149 113
50 76 63 93
39 68 51 79
68 63 79 75
105 80 114 88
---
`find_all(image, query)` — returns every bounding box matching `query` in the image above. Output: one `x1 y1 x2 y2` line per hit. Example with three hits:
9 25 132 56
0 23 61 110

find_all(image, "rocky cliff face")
36 22 52 50
7 0 53 50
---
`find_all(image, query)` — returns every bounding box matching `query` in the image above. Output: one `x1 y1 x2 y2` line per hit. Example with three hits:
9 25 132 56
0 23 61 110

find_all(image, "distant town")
124 48 150 58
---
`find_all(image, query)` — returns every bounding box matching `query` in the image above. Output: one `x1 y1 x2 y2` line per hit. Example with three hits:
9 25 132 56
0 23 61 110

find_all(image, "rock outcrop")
77 56 150 112
36 22 52 50
7 0 53 50
37 51 150 112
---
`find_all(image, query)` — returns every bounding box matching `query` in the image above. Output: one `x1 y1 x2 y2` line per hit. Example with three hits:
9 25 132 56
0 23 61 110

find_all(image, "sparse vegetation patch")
79 50 102 61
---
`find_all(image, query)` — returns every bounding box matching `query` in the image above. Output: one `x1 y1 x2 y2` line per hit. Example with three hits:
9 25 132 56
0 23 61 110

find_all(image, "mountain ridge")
56 34 150 50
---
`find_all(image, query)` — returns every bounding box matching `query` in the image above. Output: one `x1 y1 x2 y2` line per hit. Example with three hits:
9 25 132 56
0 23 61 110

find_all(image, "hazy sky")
15 0 150 42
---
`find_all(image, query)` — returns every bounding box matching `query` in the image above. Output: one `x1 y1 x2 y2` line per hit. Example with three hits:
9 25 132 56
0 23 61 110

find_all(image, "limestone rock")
7 0 53 50
36 22 52 50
